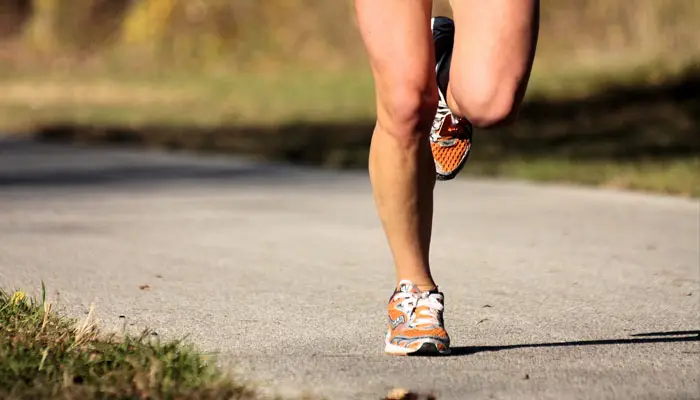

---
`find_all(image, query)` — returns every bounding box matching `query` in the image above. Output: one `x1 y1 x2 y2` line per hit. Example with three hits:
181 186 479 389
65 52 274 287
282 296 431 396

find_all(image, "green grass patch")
0 69 377 131
463 157 700 198
1 61 695 131
0 285 262 400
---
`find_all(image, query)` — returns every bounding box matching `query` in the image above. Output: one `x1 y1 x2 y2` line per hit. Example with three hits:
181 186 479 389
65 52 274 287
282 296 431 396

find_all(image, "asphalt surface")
1 138 698 400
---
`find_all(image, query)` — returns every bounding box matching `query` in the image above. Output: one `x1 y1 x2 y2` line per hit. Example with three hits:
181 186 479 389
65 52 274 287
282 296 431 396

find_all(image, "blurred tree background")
2 0 698 75
1 0 698 195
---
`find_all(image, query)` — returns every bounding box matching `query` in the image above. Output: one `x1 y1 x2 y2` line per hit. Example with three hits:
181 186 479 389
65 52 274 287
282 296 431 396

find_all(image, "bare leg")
354 0 437 289
448 0 539 128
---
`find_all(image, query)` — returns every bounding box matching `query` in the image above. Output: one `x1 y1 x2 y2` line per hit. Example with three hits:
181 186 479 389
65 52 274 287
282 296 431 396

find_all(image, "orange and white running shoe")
385 280 451 356
430 16 473 181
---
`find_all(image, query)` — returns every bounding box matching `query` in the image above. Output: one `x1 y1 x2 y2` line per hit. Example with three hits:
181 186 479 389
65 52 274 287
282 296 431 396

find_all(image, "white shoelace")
392 291 444 328
430 93 452 142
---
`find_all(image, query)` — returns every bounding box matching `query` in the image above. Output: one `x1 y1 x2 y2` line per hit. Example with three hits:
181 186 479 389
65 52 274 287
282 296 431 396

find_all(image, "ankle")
417 283 438 292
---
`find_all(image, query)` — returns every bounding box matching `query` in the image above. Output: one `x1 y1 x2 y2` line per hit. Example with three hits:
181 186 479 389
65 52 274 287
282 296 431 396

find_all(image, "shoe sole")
434 144 471 181
385 340 451 356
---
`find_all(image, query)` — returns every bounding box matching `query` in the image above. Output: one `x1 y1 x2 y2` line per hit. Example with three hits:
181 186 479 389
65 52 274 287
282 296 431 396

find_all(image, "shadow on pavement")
0 140 319 188
448 330 700 357
0 165 292 187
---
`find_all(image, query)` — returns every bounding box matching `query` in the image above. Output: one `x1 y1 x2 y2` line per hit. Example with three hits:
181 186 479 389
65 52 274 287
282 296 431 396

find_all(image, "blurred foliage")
0 0 698 74
1 0 359 70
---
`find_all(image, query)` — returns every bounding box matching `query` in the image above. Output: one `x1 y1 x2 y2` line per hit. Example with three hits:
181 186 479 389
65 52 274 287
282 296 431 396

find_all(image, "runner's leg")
448 0 539 128
354 0 437 289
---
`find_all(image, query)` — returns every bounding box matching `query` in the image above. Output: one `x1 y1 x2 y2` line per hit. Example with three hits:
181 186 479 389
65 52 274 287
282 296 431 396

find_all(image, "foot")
430 16 473 182
385 280 451 355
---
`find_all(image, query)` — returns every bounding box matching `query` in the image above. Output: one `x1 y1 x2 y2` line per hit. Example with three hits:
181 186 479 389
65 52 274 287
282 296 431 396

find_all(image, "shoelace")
393 291 444 328
430 94 452 142
413 292 444 327
431 92 466 144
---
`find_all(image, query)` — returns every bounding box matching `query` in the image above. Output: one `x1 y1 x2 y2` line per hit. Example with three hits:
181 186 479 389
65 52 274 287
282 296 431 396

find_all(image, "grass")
0 68 377 131
462 157 700 198
0 285 263 400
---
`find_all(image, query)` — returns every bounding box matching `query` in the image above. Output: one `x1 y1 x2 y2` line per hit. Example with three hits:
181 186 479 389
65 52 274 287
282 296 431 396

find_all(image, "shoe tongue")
397 280 420 294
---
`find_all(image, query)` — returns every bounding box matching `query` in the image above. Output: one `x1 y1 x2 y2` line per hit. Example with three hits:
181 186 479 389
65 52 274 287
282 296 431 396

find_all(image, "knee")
450 78 523 129
377 84 438 148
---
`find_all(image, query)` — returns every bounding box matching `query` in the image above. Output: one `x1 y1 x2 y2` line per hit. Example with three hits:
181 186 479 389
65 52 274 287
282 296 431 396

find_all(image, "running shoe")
430 16 473 181
385 280 450 355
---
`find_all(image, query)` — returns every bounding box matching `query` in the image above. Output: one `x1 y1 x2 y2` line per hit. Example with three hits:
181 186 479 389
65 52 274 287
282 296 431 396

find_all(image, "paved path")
1 139 698 399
